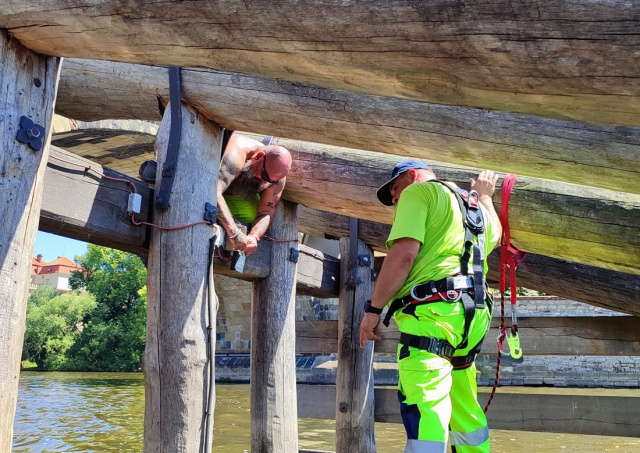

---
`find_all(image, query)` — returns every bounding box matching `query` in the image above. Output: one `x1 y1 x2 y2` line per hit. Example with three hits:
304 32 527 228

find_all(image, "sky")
34 231 89 262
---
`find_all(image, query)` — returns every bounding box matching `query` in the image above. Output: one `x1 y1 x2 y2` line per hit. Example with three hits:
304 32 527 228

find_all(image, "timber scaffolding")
1 1 639 451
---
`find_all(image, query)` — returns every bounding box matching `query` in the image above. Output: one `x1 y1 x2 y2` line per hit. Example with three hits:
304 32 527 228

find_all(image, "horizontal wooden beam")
297 385 640 438
41 147 339 298
54 59 640 194
278 137 640 277
42 146 152 256
50 124 640 276
43 144 640 315
296 316 640 356
3 2 639 127
298 207 640 316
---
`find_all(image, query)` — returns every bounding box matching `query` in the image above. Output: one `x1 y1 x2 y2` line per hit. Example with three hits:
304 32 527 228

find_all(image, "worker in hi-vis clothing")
360 159 502 453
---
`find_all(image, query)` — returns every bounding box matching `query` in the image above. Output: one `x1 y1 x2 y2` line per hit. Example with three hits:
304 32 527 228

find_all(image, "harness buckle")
410 284 433 301
418 336 442 355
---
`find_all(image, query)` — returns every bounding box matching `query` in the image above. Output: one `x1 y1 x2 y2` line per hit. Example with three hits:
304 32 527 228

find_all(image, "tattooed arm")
243 176 287 254
216 151 251 253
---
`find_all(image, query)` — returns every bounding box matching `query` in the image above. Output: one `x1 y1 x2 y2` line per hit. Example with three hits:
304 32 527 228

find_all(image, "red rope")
484 174 525 413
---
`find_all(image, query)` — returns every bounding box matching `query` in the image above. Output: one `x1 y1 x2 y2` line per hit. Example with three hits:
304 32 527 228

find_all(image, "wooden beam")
54 59 640 194
48 123 640 276
298 207 640 316
42 146 152 256
295 316 640 356
39 145 640 314
278 137 640 277
251 201 300 452
41 147 340 297
297 385 640 438
143 102 222 452
3 2 640 126
0 30 60 451
336 235 375 453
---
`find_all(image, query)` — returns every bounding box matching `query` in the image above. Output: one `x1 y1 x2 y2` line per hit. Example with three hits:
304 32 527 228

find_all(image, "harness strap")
400 333 484 370
399 333 455 361
434 181 486 309
382 275 473 327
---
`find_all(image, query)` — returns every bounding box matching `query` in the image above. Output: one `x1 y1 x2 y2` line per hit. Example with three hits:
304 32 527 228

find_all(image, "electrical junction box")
128 193 142 214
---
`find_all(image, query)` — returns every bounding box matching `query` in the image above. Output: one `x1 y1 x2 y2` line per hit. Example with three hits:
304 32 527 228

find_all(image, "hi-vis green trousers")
395 301 492 453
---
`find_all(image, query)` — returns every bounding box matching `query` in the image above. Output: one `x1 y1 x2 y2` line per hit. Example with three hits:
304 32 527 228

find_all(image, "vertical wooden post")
143 101 222 452
251 200 299 453
0 31 60 451
336 222 376 452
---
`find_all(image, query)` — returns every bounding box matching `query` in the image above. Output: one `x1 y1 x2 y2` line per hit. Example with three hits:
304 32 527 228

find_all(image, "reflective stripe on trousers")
450 426 489 447
405 439 447 453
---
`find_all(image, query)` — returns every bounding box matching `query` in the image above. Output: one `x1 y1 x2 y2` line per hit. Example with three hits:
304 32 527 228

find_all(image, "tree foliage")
23 288 97 370
24 245 147 372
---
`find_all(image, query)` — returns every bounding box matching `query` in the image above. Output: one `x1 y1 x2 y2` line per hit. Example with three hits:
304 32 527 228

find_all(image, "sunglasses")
261 154 279 184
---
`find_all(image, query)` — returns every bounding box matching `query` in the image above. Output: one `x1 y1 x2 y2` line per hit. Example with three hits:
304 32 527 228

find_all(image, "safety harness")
383 180 489 369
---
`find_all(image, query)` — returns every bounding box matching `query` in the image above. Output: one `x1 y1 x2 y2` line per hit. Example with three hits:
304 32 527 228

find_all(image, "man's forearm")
216 195 240 235
249 213 271 238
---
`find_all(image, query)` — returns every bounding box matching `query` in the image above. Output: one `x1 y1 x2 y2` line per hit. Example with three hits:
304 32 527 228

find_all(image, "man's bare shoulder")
226 133 262 153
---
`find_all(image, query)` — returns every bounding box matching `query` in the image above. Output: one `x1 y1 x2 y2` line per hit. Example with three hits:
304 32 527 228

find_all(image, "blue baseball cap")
376 159 430 206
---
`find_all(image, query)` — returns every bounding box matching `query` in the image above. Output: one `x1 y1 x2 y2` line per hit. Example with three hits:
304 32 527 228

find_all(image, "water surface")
13 372 640 452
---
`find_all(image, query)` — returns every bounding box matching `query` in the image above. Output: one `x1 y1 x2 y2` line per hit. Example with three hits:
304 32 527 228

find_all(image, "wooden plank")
42 146 152 256
0 30 60 452
48 124 640 276
298 207 640 317
143 102 222 452
296 244 340 298
38 146 640 314
40 147 340 297
54 59 640 194
251 201 300 452
296 316 640 356
298 385 640 438
3 2 640 126
335 235 376 453
275 138 640 277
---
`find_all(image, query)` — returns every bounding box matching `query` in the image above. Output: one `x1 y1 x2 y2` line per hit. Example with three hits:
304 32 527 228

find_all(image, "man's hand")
359 313 382 348
469 170 499 202
244 234 259 256
230 232 259 256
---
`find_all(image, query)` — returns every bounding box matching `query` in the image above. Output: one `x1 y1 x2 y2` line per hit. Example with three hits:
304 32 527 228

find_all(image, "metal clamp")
16 116 45 151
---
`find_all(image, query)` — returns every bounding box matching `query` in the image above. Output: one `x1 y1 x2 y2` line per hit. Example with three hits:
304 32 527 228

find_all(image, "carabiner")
410 284 432 301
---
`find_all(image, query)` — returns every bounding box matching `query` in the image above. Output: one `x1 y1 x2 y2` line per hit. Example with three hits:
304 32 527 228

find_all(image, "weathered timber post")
335 222 376 452
251 200 299 453
144 101 222 452
0 31 60 451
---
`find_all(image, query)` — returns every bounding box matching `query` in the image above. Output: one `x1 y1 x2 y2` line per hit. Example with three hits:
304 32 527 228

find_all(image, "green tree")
67 245 147 371
70 245 147 320
23 290 97 369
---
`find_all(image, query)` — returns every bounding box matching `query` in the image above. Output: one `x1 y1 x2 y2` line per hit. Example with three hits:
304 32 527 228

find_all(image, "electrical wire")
49 153 214 231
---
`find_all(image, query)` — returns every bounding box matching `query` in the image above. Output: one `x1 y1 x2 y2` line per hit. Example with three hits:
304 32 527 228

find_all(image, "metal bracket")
203 202 218 223
346 217 360 287
155 67 182 210
16 116 45 152
290 247 299 263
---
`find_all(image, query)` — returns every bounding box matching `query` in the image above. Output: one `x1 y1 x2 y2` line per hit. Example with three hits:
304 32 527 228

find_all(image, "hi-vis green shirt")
386 181 501 304
223 193 260 224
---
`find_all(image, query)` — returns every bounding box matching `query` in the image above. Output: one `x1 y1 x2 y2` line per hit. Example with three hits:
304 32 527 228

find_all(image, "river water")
12 372 640 452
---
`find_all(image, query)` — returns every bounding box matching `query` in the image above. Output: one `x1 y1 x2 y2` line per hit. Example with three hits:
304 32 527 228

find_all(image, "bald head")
262 145 292 182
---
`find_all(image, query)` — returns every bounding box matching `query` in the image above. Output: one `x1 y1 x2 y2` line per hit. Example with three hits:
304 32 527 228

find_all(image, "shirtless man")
216 133 292 256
